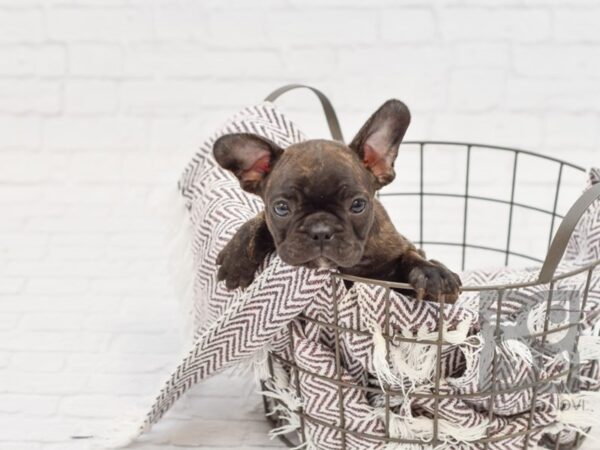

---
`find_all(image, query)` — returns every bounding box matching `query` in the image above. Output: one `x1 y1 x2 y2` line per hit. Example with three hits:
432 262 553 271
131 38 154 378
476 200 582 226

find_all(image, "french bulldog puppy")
213 100 461 303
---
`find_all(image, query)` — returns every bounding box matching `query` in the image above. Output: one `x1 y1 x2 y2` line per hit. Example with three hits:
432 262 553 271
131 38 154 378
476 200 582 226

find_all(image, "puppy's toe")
427 261 462 303
408 264 462 303
238 272 254 289
408 267 427 300
224 274 241 290
425 271 444 301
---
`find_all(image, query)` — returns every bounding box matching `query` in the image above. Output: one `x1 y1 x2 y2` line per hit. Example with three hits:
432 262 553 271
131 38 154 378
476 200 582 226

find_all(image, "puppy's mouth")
304 257 338 270
275 240 363 270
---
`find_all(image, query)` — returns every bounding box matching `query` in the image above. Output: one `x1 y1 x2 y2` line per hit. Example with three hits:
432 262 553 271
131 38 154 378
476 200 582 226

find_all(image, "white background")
1 0 600 449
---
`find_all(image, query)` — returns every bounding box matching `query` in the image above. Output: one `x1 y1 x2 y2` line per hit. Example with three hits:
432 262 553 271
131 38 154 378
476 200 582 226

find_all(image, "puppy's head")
213 99 410 269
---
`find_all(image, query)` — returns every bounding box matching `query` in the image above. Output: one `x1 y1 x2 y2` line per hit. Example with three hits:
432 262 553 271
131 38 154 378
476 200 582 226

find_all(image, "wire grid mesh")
262 141 600 449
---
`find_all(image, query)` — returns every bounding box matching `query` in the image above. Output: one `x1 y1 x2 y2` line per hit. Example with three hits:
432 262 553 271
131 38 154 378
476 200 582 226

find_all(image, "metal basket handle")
538 182 600 283
264 84 344 143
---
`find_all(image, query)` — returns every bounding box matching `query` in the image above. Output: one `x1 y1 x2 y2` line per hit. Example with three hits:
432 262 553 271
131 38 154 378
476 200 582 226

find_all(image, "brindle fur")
216 211 274 290
213 100 461 303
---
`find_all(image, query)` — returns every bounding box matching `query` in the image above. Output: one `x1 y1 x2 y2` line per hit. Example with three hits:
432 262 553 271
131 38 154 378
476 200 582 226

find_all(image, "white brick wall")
1 1 600 448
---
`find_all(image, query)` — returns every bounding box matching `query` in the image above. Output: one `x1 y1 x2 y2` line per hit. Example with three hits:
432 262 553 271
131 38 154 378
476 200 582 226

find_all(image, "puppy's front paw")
216 243 258 290
408 260 461 303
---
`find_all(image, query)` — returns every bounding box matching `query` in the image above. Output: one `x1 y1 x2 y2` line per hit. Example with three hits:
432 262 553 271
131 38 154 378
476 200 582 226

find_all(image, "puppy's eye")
273 200 290 217
350 198 367 214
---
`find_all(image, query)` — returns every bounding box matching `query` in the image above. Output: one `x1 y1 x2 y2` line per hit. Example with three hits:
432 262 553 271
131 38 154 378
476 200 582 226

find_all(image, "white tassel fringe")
72 408 149 450
371 319 475 394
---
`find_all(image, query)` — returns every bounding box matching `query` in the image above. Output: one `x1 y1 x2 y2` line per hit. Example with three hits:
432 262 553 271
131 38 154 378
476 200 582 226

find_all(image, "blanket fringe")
369 403 486 450
404 384 488 449
259 382 303 439
71 408 149 450
232 342 274 383
371 323 403 388
389 330 437 392
257 355 301 438
372 319 475 396
163 188 197 345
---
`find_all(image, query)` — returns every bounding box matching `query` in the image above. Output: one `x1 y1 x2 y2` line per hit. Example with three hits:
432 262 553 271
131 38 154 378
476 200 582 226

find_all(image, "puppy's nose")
309 223 334 242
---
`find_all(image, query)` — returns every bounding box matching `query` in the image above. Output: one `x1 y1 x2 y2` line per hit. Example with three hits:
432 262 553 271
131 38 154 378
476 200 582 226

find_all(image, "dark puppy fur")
213 100 461 303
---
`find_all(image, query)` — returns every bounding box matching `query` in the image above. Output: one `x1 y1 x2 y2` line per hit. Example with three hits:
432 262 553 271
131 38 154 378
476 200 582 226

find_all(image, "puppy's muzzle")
308 222 334 243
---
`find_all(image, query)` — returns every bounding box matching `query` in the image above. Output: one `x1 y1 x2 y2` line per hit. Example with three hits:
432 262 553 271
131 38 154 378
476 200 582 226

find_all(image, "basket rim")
332 257 600 293
402 140 586 172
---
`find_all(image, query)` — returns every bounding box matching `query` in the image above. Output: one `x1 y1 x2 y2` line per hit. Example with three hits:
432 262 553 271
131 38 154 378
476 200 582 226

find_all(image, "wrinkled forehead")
265 140 374 201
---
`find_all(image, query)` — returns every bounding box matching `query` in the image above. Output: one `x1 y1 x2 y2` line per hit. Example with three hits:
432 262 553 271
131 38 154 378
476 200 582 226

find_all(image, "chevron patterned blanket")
119 104 600 450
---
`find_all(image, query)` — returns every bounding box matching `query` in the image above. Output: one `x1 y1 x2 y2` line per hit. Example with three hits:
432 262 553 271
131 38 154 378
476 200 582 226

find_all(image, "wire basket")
259 86 600 450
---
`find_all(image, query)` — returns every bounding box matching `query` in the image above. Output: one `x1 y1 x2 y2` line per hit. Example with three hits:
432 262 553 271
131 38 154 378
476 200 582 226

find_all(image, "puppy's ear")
213 133 283 194
349 99 411 188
